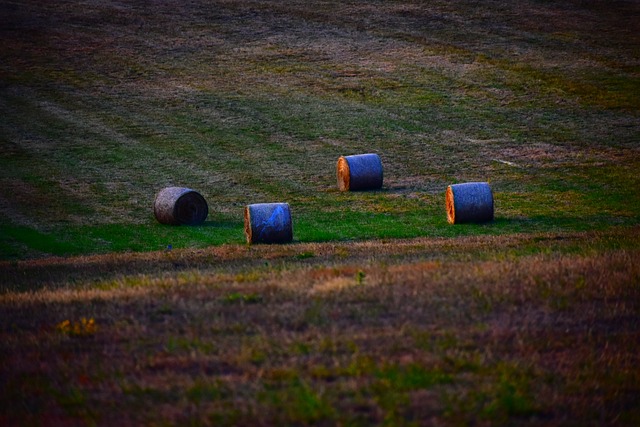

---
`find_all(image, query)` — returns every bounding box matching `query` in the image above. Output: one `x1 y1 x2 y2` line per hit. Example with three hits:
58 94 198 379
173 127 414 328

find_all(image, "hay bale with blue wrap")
337 153 383 191
244 203 293 244
446 182 494 224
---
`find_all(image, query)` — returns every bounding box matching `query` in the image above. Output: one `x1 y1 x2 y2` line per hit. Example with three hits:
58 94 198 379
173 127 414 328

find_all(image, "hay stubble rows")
1 0 639 257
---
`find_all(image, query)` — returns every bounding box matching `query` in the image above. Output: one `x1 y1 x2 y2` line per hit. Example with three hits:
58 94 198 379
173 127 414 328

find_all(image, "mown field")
1 0 639 425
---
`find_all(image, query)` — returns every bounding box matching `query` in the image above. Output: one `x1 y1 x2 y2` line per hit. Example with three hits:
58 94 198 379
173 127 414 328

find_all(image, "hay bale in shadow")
154 187 208 225
446 182 494 224
244 203 293 244
337 153 383 191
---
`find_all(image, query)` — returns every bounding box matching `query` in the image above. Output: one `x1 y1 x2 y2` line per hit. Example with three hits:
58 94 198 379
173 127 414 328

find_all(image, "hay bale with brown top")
446 182 494 224
154 187 208 225
244 202 293 244
337 153 383 191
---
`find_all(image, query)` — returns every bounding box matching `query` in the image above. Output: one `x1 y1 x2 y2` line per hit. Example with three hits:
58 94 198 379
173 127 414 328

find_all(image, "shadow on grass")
199 220 242 229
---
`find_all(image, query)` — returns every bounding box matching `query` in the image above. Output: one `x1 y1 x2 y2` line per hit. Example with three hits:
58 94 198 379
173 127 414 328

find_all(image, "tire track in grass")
75 88 345 201
0 91 104 227
64 89 296 205
0 86 254 224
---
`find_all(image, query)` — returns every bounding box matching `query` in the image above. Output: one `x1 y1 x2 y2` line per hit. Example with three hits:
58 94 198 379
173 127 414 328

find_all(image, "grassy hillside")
1 0 639 258
1 0 639 425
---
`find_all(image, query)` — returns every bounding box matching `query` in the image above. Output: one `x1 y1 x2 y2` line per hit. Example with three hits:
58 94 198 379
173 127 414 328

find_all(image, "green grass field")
1 0 639 425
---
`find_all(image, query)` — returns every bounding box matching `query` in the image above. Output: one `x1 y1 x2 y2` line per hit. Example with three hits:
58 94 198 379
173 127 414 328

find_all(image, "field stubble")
1 0 640 256
1 229 639 425
1 0 640 425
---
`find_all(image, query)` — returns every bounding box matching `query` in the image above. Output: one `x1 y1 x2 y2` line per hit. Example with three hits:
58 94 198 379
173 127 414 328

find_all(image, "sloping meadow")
1 0 639 257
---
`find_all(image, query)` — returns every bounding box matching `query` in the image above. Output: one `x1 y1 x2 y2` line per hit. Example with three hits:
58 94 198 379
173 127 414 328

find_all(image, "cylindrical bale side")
244 202 293 244
446 182 494 224
154 187 208 225
336 153 383 191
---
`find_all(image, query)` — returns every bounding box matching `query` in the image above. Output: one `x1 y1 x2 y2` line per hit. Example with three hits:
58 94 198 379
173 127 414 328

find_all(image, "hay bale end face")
154 187 208 225
337 153 383 191
244 203 293 244
446 182 494 224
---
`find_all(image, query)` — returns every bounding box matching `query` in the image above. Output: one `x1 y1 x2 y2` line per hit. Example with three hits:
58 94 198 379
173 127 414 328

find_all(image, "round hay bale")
446 182 494 224
337 153 383 191
154 187 208 225
244 203 293 244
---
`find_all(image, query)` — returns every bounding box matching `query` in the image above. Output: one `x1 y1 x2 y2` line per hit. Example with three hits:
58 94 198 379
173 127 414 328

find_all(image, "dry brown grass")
1 228 633 293
1 229 639 425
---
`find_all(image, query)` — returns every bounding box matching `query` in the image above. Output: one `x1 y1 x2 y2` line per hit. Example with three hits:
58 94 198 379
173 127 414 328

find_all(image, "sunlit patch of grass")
56 317 97 337
295 250 315 259
234 270 263 283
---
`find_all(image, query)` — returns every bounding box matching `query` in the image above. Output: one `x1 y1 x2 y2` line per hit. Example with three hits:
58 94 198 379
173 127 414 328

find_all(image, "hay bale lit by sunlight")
154 187 208 225
446 182 494 224
244 202 293 244
336 153 383 191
